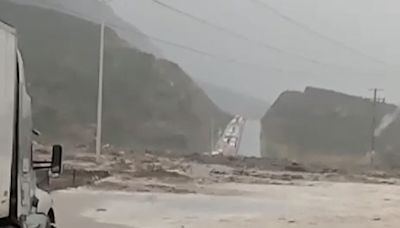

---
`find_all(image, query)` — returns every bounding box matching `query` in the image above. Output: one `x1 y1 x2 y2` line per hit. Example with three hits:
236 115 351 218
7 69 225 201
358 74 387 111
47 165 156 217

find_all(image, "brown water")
53 182 400 228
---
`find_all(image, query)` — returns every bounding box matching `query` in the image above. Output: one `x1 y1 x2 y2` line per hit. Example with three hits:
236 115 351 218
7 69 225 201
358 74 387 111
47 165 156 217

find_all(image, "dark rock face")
261 87 400 167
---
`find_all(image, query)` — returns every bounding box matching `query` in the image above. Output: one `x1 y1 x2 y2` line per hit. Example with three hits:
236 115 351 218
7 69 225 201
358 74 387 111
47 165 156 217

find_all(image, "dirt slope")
261 87 400 167
0 1 231 153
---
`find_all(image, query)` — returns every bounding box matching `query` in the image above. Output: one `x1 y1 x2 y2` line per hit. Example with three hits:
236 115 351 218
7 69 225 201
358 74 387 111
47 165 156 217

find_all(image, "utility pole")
95 21 105 162
369 88 383 166
95 0 114 161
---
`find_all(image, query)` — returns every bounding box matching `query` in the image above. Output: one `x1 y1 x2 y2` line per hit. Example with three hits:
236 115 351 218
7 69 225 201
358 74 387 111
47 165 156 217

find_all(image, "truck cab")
0 21 62 228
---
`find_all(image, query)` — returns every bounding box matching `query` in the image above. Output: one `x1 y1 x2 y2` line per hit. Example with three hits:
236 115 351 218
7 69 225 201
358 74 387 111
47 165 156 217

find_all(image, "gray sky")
112 0 400 103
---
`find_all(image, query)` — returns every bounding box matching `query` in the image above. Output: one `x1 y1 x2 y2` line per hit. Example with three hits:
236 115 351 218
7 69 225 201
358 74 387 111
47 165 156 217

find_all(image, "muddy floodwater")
53 181 400 228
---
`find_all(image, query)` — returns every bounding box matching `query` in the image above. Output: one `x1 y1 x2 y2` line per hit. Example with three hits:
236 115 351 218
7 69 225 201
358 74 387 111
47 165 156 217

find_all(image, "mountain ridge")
197 81 270 120
0 0 231 153
9 0 161 55
261 86 400 167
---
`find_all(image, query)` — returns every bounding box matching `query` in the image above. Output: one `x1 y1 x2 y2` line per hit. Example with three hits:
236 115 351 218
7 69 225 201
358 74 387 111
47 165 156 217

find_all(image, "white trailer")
0 20 62 228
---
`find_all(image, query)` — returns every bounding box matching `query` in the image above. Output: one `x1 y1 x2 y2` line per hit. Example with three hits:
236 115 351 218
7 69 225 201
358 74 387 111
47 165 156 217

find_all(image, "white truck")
0 21 62 228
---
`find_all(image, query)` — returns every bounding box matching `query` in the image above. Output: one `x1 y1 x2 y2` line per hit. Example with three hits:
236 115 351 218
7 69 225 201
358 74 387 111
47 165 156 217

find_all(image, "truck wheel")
47 209 56 228
45 218 51 228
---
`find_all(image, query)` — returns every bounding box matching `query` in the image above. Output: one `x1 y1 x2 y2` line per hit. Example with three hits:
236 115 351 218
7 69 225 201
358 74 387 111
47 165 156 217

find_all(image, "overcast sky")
111 0 400 103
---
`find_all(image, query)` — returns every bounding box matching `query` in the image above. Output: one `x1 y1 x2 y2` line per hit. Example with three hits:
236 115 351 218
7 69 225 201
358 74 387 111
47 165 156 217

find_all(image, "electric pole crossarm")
368 88 384 166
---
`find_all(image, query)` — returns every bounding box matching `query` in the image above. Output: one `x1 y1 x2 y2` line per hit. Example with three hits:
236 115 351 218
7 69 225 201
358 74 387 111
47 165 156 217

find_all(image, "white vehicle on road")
228 137 238 147
0 21 63 228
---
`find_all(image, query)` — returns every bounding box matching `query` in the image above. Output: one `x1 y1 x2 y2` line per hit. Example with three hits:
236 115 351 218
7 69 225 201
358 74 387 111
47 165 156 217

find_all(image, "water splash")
375 107 400 137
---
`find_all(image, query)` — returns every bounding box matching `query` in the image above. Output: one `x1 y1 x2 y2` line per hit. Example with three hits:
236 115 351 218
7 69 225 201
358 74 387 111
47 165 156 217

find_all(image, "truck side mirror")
51 145 63 174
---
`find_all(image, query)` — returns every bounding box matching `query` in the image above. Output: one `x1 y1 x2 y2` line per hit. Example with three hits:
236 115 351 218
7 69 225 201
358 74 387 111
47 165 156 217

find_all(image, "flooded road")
53 182 400 228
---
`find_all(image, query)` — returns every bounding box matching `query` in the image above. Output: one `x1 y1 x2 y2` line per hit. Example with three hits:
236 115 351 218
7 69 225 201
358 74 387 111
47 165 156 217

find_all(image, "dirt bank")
44 150 400 194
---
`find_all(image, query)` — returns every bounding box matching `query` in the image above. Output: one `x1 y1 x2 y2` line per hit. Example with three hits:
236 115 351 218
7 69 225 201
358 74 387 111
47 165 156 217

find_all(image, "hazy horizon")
112 0 400 103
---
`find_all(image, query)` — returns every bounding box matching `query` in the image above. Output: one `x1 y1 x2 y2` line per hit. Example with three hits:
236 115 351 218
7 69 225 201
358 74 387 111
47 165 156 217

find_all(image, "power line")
111 23 382 78
149 36 305 74
150 0 378 75
47 3 378 77
249 0 388 67
150 0 318 62
42 4 303 74
108 22 309 75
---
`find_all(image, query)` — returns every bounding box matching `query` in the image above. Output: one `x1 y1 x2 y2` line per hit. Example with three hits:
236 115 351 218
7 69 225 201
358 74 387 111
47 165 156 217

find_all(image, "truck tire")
47 209 56 228
45 218 51 228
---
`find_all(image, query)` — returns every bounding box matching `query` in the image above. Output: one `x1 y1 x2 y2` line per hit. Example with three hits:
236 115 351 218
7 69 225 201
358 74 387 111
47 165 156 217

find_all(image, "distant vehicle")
229 138 238 147
232 115 244 124
211 149 223 156
0 21 63 228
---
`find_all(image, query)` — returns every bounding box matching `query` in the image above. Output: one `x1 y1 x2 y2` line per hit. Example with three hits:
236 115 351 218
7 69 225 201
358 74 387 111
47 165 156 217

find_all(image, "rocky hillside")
197 81 270 120
261 87 400 167
0 0 231 153
9 0 160 55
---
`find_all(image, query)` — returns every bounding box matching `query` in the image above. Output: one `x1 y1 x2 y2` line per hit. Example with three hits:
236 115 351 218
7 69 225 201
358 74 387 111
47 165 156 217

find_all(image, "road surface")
214 116 245 156
53 181 400 228
238 120 261 157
